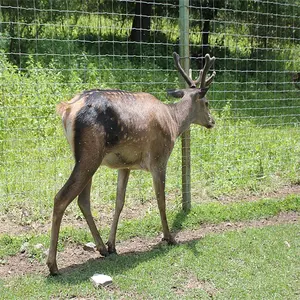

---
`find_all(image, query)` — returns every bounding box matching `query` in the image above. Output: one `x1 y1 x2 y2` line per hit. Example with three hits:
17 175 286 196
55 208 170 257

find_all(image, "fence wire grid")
0 0 299 225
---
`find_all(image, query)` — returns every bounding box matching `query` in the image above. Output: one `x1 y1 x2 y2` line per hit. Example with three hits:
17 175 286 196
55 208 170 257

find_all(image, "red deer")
47 52 216 275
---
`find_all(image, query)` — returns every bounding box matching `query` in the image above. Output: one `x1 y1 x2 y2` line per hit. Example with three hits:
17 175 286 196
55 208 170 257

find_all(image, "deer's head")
168 52 216 129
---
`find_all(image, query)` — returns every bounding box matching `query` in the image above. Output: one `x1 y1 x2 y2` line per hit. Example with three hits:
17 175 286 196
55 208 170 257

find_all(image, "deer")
47 52 216 275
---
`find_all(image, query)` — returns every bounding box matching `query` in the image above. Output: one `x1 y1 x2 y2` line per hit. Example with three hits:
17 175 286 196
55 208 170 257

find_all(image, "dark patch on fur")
74 90 132 161
114 152 134 165
82 89 135 97
167 89 184 98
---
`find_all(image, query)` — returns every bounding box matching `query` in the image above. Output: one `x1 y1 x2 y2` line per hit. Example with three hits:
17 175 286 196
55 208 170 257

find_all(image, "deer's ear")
167 89 185 98
196 87 209 99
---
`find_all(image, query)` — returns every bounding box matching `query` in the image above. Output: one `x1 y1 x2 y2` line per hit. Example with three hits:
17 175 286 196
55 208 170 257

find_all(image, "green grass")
1 114 299 224
1 54 299 211
1 194 299 259
0 223 299 299
0 191 299 299
0 51 299 242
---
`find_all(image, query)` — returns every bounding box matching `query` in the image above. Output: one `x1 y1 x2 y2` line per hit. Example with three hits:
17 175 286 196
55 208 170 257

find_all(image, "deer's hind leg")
78 178 108 256
47 134 106 275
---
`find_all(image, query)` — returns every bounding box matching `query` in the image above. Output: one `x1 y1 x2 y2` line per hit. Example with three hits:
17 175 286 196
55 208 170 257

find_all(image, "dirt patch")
0 211 298 279
1 184 299 237
172 276 219 297
0 199 154 236
215 183 300 204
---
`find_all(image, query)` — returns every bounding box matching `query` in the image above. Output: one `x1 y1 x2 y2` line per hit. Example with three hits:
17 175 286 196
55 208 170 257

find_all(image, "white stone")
83 242 96 251
90 274 113 287
34 243 44 250
20 242 30 253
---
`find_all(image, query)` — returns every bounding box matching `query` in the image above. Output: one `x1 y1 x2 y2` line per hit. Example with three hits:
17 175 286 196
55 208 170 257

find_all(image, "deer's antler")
173 52 196 87
173 52 216 89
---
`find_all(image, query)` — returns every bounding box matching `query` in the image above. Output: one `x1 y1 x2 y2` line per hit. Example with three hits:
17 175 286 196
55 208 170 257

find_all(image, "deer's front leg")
107 169 130 254
151 168 176 245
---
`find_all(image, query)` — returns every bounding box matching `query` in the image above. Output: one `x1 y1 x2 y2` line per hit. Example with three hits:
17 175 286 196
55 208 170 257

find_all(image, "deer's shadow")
46 210 201 285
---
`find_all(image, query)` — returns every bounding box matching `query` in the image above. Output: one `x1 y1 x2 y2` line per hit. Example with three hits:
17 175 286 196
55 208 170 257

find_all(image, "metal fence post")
179 0 191 211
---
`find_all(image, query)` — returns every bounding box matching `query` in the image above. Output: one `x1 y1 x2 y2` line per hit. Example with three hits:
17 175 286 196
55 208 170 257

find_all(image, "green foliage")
1 1 300 72
0 51 299 223
0 234 23 257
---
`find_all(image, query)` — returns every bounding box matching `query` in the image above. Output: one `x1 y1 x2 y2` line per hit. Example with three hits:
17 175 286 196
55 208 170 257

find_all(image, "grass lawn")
0 195 299 299
0 223 299 299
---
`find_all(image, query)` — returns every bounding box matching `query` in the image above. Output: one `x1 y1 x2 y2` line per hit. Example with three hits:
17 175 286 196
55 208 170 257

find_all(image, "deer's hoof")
162 236 177 246
47 261 60 276
99 247 109 257
106 241 117 255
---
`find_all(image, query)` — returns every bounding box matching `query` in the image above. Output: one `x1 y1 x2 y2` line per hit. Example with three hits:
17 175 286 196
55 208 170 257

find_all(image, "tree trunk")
193 19 211 69
200 19 210 68
129 1 152 42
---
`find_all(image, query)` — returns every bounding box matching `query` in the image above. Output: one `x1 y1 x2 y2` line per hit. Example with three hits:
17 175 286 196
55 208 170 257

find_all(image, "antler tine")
173 52 196 88
205 70 216 87
195 53 216 88
195 70 203 87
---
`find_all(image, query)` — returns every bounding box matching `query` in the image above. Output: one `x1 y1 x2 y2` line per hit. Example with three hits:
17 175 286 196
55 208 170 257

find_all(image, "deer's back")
57 89 177 170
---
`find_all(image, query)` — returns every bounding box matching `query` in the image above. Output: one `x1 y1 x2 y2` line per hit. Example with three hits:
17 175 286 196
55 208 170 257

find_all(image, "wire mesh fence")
0 0 299 225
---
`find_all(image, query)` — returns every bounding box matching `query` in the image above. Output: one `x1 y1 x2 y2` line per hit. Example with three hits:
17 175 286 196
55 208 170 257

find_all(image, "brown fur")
47 54 216 275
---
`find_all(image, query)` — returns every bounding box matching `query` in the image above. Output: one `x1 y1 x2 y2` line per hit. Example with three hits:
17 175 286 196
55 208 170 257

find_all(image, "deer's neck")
168 97 195 137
